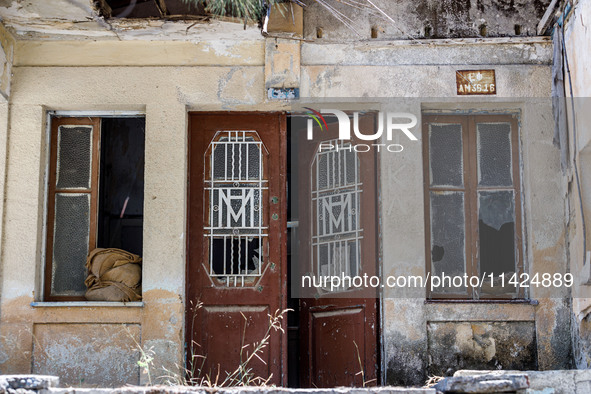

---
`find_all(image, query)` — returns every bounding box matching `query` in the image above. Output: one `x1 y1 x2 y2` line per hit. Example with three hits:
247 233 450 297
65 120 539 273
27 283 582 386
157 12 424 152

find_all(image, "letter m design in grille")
311 139 363 291
204 130 269 287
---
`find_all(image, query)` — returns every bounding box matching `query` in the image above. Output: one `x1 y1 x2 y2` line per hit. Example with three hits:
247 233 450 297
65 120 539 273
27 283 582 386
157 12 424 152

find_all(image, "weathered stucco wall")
562 0 591 370
300 37 567 384
0 33 292 386
0 22 569 388
0 21 15 324
303 0 551 41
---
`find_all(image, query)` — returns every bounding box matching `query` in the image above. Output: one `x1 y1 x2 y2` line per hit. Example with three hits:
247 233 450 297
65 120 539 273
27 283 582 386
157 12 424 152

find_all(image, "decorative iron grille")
311 139 363 291
204 131 268 287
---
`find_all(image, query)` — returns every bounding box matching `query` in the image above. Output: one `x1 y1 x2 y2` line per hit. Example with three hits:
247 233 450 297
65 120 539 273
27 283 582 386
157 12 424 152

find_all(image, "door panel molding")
187 112 287 386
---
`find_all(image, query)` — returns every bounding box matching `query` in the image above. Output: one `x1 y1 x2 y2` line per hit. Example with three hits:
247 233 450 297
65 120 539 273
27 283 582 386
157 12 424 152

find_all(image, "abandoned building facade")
0 0 590 388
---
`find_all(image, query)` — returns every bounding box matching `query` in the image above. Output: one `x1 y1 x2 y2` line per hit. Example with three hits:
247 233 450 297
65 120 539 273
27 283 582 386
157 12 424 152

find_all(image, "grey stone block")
0 376 59 391
434 374 529 393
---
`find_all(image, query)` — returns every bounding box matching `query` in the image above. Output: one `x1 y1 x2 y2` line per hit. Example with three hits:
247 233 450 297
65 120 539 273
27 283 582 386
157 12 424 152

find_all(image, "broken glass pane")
430 191 466 293
51 193 90 295
478 190 516 278
56 126 92 190
477 123 512 187
429 124 463 187
206 131 268 287
211 236 262 278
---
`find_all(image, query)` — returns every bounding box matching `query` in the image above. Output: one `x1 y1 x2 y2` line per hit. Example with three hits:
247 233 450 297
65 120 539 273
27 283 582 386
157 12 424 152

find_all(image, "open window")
44 116 145 301
422 114 523 299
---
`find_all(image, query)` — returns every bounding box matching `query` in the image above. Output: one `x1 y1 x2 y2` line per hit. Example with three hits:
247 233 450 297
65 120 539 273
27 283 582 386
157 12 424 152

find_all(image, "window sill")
30 301 144 308
425 299 538 305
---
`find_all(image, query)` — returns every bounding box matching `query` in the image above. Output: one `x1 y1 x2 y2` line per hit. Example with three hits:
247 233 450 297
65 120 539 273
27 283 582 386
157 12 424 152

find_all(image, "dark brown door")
187 113 287 386
296 115 379 387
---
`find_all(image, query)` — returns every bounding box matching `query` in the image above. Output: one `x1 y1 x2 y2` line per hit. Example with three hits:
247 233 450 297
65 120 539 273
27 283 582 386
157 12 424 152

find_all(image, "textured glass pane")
477 123 512 186
56 126 92 189
430 191 466 293
328 151 336 188
348 240 359 276
319 244 329 276
318 153 328 189
430 124 463 187
51 193 90 295
247 143 261 180
478 191 516 278
212 143 226 180
212 136 260 181
314 144 358 190
345 148 356 185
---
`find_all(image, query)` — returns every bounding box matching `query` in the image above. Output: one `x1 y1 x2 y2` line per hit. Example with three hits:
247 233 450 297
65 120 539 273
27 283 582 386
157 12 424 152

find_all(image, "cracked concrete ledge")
41 389 435 394
0 376 436 394
5 370 591 394
301 38 552 67
44 370 587 394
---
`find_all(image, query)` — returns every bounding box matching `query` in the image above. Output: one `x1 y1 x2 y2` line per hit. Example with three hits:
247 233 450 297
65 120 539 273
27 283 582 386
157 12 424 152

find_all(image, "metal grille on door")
204 131 269 287
311 139 362 291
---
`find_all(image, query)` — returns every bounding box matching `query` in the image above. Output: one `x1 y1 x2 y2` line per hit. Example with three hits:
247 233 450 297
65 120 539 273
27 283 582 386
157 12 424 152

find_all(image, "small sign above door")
456 69 496 95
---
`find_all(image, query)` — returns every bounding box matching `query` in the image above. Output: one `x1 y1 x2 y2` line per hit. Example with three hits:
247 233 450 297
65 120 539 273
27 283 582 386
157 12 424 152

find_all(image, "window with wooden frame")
45 116 145 301
422 114 523 300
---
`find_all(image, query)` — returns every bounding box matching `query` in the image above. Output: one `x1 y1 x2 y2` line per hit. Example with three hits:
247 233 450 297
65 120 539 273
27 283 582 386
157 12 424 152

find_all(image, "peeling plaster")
217 67 259 109
0 0 264 42
32 323 141 387
0 0 578 386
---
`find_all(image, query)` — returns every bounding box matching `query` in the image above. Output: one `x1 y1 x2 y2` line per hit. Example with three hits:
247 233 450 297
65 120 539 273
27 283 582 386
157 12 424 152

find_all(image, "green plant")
137 346 156 385
182 0 283 21
125 325 156 385
138 346 156 385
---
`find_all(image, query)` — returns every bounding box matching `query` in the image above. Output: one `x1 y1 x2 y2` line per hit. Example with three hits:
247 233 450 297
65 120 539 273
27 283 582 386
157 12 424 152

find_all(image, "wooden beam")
537 0 559 35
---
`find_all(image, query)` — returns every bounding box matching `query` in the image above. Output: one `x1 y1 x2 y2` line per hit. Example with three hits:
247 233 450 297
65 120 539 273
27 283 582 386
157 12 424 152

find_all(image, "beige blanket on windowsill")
84 248 142 302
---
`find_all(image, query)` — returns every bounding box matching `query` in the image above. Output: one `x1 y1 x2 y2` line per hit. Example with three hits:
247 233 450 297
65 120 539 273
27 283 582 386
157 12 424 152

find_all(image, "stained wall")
0 3 572 386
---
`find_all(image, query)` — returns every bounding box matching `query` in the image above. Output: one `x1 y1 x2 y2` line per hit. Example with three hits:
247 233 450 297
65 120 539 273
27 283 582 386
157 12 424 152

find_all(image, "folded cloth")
84 248 142 302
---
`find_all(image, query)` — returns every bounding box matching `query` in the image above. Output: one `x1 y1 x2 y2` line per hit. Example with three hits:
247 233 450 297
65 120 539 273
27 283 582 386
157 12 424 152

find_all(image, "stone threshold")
4 370 591 394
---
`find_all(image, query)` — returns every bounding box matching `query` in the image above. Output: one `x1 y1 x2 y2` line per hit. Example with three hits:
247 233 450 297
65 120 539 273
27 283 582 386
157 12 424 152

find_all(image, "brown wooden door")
187 113 287 386
295 115 379 387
